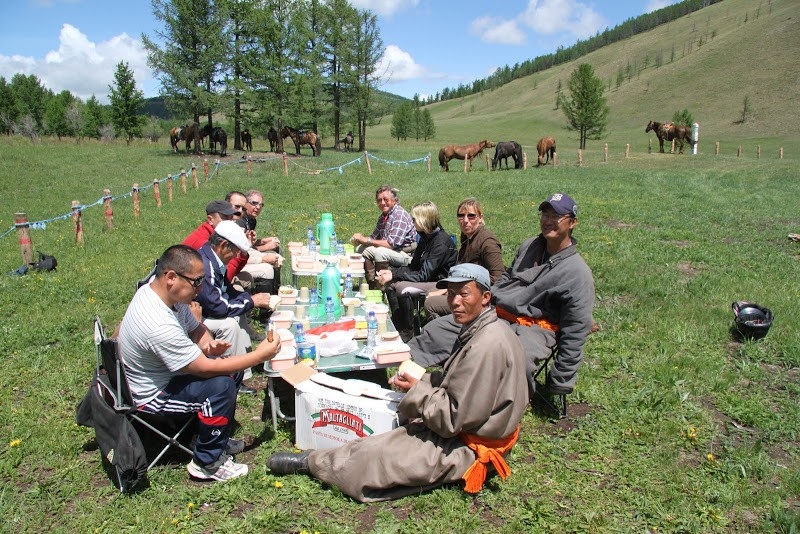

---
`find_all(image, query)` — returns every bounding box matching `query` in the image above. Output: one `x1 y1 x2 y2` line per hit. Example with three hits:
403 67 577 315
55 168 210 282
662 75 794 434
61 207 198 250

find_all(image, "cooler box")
280 363 404 451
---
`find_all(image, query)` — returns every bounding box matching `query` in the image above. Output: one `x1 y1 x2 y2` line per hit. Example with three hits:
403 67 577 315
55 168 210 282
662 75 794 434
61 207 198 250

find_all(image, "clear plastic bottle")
344 273 354 298
336 239 346 257
306 226 314 249
325 296 335 324
330 232 338 255
308 237 317 257
295 323 306 344
367 311 378 348
309 287 319 305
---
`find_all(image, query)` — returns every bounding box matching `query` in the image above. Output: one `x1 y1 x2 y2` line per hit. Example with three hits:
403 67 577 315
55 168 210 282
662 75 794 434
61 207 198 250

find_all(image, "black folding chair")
92 317 194 481
531 347 569 419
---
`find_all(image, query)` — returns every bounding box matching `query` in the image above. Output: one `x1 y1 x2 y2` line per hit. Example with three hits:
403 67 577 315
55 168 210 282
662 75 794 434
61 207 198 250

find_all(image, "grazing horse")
281 126 321 156
240 129 252 152
169 123 205 153
338 131 354 151
646 120 695 154
492 141 523 170
438 139 495 171
536 137 556 166
267 127 278 152
207 127 228 157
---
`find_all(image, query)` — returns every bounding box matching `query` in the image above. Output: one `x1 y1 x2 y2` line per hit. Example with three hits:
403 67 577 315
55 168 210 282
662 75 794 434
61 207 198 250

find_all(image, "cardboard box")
280 363 404 451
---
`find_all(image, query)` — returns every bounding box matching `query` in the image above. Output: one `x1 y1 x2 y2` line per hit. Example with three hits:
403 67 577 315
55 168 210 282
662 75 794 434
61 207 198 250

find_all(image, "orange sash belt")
495 306 560 332
459 425 520 494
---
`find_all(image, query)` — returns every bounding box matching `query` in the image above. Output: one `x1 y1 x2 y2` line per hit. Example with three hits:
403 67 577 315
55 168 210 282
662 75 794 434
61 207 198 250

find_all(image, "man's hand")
203 339 231 357
256 236 280 252
389 371 418 392
189 301 203 323
253 333 281 362
376 269 392 287
263 252 284 267
251 292 272 308
245 229 257 245
351 233 366 245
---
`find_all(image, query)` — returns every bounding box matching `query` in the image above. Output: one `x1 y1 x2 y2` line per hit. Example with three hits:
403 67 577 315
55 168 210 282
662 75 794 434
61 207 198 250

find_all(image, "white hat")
213 220 251 252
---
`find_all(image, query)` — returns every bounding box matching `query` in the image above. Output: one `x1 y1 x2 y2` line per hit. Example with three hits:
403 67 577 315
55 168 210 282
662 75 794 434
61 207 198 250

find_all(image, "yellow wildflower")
187 502 195 510
9 439 21 447
707 453 715 463
274 481 283 488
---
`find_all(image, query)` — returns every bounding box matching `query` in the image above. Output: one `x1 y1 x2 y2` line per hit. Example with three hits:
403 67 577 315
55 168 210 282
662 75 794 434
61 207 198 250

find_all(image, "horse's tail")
438 148 446 168
514 142 523 169
315 135 321 156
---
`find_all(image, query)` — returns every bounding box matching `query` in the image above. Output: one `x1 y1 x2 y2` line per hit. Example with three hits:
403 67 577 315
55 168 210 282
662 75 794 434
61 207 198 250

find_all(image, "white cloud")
376 44 430 83
0 23 152 103
645 0 680 13
520 0 607 39
347 0 420 17
470 16 527 45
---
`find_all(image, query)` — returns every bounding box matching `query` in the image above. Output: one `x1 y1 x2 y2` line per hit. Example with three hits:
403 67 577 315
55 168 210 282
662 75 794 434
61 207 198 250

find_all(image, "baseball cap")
538 193 577 217
213 220 251 251
435 263 491 290
206 200 237 216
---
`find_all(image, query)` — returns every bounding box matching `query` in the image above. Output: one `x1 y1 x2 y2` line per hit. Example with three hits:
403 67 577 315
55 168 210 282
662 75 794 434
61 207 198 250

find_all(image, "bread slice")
398 359 426 380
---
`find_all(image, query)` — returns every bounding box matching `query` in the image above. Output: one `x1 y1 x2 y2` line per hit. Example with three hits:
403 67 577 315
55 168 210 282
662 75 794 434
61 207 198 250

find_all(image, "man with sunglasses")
118 244 282 482
409 193 595 400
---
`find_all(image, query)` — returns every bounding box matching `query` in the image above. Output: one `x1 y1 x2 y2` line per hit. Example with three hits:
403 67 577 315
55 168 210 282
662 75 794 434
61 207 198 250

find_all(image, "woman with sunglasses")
376 201 457 340
423 198 505 319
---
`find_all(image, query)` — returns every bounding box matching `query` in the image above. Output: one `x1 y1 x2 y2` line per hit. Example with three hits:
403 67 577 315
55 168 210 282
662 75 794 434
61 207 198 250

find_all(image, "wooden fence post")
153 179 162 207
648 137 652 153
780 147 784 159
426 154 431 172
523 152 527 170
203 159 209 181
103 189 114 229
715 141 720 156
625 143 630 158
215 160 221 177
282 152 288 176
364 151 372 175
247 156 252 176
180 168 187 193
671 139 676 153
578 149 583 167
553 151 557 167
603 143 608 163
463 153 469 173
14 212 34 267
191 163 198 189
737 145 742 157
757 145 761 159
167 174 174 202
71 200 84 244
132 184 140 219
485 154 490 171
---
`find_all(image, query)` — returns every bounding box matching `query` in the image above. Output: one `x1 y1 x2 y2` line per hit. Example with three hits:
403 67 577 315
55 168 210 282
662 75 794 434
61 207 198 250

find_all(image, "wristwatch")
366 237 372 244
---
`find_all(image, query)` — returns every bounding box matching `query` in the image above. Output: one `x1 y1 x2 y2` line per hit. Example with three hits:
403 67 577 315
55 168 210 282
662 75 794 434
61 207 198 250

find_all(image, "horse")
338 131 354 151
492 141 523 170
170 123 205 153
169 125 185 153
281 126 321 156
536 137 556 166
438 139 495 171
267 127 278 152
646 120 694 154
207 126 228 157
240 129 252 152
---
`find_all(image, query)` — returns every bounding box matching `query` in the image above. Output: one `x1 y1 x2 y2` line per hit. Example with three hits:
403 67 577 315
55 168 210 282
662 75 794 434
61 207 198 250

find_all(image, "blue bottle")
367 311 378 348
295 323 306 343
309 287 319 305
325 296 335 324
330 232 338 254
344 273 354 298
306 226 314 248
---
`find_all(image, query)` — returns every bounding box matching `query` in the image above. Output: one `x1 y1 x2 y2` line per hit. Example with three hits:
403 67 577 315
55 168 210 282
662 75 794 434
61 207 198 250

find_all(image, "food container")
347 254 365 269
287 241 304 255
271 310 295 330
373 343 411 364
277 328 295 345
365 303 389 322
270 345 298 371
278 286 299 305
295 256 315 270
364 290 383 303
380 331 400 342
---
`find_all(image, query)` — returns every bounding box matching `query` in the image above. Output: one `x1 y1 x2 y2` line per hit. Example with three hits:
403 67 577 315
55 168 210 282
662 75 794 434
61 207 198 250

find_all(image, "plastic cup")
295 305 306 320
359 282 369 295
299 286 310 300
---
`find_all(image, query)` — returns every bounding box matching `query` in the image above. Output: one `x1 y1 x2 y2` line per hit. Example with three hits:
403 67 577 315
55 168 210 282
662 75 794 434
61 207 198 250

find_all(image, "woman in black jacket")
377 201 457 339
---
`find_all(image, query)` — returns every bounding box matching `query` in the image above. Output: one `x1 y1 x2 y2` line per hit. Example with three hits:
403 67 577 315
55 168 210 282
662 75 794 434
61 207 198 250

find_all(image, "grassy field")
0 135 798 532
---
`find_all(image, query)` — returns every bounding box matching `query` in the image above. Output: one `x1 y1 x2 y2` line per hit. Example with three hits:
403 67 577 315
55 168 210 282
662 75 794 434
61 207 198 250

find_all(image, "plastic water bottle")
309 287 318 305
336 239 346 257
330 232 338 255
367 311 378 348
295 323 306 343
344 273 354 298
325 296 335 324
308 238 317 257
306 226 314 249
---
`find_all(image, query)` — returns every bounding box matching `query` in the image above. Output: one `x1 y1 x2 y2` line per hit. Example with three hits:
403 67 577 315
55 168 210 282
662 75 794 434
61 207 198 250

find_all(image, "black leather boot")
267 451 312 475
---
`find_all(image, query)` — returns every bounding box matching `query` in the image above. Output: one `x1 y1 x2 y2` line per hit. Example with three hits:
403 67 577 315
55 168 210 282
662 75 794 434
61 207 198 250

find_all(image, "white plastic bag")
314 330 358 357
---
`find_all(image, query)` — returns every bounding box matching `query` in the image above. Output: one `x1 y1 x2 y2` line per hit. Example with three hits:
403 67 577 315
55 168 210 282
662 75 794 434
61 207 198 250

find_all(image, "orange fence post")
625 143 630 159
523 152 528 170
14 212 35 266
426 154 431 172
215 160 221 177
180 168 187 193
191 163 198 189
247 156 252 176
203 159 209 181
167 174 174 202
103 189 114 229
282 152 288 176
71 200 84 244
364 152 372 175
578 149 583 167
132 184 140 219
715 141 720 156
153 179 162 207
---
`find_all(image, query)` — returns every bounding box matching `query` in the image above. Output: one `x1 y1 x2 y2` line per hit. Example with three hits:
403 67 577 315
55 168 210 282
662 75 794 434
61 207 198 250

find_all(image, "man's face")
170 258 204 304
207 211 232 227
245 194 264 218
375 190 396 215
218 241 241 263
539 206 576 241
228 194 247 220
447 280 490 325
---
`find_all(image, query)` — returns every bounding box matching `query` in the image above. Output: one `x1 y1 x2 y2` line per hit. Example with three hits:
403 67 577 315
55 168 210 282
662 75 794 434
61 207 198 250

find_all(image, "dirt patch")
529 402 592 436
667 240 691 248
606 219 635 229
677 261 700 277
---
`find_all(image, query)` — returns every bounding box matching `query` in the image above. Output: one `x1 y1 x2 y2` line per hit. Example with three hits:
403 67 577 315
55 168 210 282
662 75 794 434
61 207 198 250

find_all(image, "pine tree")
560 63 609 150
108 61 145 144
390 102 412 141
421 108 435 141
352 9 382 151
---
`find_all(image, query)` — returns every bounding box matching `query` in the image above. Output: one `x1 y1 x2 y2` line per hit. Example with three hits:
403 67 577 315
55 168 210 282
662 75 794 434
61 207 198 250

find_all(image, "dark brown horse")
281 126 321 156
492 141 522 170
438 140 495 171
536 137 556 166
645 120 695 154
267 127 278 152
201 125 227 157
169 123 206 153
240 129 252 152
338 131 354 151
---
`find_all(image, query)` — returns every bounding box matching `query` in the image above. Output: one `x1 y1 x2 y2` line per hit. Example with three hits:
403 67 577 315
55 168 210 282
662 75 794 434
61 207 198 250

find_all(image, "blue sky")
0 0 679 104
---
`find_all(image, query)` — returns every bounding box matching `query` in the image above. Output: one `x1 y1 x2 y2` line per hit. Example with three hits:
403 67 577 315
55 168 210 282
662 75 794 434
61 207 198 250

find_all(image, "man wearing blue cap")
409 192 595 400
266 264 528 501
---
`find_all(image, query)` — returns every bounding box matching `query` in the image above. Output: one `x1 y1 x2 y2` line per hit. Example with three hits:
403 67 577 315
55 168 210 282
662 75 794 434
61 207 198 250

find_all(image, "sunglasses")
231 204 246 210
248 200 264 207
175 271 204 288
457 213 478 220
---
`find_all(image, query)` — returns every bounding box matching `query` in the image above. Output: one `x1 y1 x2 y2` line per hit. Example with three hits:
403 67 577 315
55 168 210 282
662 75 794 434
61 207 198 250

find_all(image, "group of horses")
438 137 556 171
169 123 227 156
645 120 695 154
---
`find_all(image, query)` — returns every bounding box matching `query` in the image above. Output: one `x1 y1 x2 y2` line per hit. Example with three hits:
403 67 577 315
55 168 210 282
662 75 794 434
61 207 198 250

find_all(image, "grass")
0 135 798 533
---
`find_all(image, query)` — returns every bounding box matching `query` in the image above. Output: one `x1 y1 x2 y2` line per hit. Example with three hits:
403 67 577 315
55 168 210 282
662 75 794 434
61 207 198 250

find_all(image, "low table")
290 255 365 287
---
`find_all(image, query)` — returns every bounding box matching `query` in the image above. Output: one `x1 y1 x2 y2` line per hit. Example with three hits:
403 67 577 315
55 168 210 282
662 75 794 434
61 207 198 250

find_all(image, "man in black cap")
409 192 595 400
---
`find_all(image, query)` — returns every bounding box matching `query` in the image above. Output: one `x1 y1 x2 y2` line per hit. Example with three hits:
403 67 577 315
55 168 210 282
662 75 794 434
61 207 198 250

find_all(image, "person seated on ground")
409 193 595 399
350 185 418 286
226 190 282 295
117 244 281 482
376 201 457 341
196 220 276 394
423 197 505 321
266 264 527 502
241 189 282 254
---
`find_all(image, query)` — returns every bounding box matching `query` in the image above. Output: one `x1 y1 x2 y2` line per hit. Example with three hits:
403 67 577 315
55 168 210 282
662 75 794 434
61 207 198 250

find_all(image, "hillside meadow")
0 134 797 532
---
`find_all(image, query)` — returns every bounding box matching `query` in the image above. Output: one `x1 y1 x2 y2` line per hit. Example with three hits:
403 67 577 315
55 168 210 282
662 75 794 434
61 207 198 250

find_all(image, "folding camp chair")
531 347 569 419
91 317 194 485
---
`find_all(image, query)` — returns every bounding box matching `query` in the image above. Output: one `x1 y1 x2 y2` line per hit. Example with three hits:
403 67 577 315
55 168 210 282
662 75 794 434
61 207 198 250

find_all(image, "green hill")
371 0 799 156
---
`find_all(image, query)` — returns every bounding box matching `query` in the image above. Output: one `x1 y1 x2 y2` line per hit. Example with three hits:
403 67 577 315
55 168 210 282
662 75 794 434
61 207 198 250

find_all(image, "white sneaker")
187 457 249 481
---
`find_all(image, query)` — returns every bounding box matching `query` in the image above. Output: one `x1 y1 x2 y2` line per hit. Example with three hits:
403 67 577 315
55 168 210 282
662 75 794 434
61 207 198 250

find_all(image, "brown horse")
240 129 252 152
169 123 205 153
645 120 695 154
281 126 321 156
338 131 354 151
267 127 278 152
536 137 556 166
438 140 495 171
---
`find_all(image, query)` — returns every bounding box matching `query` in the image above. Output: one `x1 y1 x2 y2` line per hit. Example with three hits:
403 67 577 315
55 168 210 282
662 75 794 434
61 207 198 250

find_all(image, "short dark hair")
225 190 246 202
155 245 201 278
